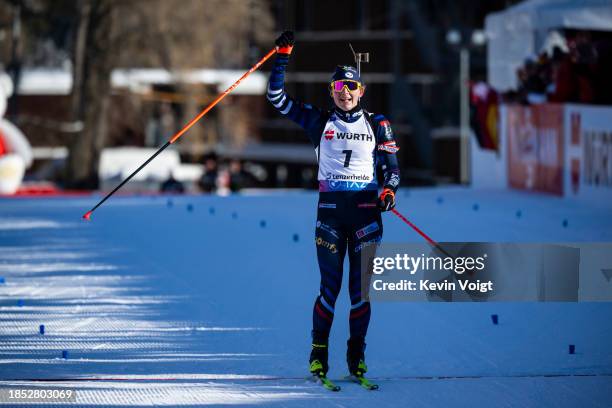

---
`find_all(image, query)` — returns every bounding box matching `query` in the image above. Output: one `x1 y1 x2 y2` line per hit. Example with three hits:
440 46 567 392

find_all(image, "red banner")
507 104 564 195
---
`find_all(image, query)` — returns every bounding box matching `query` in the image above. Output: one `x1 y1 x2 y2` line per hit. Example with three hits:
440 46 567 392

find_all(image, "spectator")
593 39 612 104
228 159 252 192
160 172 185 194
549 46 577 102
504 29 612 106
198 153 218 193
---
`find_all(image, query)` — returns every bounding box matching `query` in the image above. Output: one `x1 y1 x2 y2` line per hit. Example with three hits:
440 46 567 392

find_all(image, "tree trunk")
65 0 92 188
65 0 112 189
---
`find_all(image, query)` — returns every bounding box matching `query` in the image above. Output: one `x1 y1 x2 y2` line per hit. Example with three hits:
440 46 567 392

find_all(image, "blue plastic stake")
39 325 45 335
569 344 575 354
62 350 69 359
491 314 499 325
293 233 299 242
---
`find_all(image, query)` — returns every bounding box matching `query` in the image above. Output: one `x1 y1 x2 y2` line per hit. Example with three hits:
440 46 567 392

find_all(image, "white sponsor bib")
316 115 377 192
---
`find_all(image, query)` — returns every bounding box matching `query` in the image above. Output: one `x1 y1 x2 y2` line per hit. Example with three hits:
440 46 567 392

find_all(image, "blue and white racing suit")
267 53 400 341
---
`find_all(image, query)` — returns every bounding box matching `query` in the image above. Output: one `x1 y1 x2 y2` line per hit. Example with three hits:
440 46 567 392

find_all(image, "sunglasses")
331 80 362 92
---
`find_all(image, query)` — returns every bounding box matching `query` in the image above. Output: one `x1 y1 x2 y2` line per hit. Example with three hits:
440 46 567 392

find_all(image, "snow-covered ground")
1 187 611 407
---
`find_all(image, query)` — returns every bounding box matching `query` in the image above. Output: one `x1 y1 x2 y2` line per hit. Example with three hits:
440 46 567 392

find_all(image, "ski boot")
308 332 340 391
309 331 329 376
346 336 378 390
347 336 367 376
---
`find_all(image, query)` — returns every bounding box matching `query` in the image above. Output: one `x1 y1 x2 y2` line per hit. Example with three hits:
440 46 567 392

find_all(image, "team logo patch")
356 221 380 239
345 72 354 78
378 141 400 154
324 130 335 140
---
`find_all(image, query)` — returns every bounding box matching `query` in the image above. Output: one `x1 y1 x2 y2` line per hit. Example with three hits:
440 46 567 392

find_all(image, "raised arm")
267 31 327 147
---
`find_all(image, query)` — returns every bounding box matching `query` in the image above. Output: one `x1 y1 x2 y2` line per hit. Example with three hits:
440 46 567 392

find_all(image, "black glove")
275 31 294 55
378 188 396 212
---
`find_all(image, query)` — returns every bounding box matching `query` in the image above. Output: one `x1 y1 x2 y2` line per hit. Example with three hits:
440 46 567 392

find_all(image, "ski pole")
391 208 452 258
82 48 278 220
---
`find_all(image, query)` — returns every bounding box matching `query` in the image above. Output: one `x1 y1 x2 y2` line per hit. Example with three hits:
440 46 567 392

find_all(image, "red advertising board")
507 104 564 195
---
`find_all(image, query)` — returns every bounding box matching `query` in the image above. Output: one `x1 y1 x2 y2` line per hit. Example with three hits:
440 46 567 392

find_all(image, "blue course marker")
0 277 5 284
187 204 194 212
39 325 45 335
260 220 267 228
491 314 499 325
62 350 69 359
516 210 522 218
562 219 568 228
473 203 480 211
17 299 24 307
436 197 444 204
293 233 299 242
209 207 215 215
569 344 575 354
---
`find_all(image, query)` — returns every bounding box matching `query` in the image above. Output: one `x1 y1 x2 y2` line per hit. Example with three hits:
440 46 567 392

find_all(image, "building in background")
0 0 521 191
264 0 517 185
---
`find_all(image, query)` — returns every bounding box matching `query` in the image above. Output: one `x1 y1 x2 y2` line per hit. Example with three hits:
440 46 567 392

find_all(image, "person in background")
228 159 250 192
198 153 218 193
160 172 185 194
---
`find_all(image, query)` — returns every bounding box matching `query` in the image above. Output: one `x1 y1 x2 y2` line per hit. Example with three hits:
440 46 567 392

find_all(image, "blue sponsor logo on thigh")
356 221 380 239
